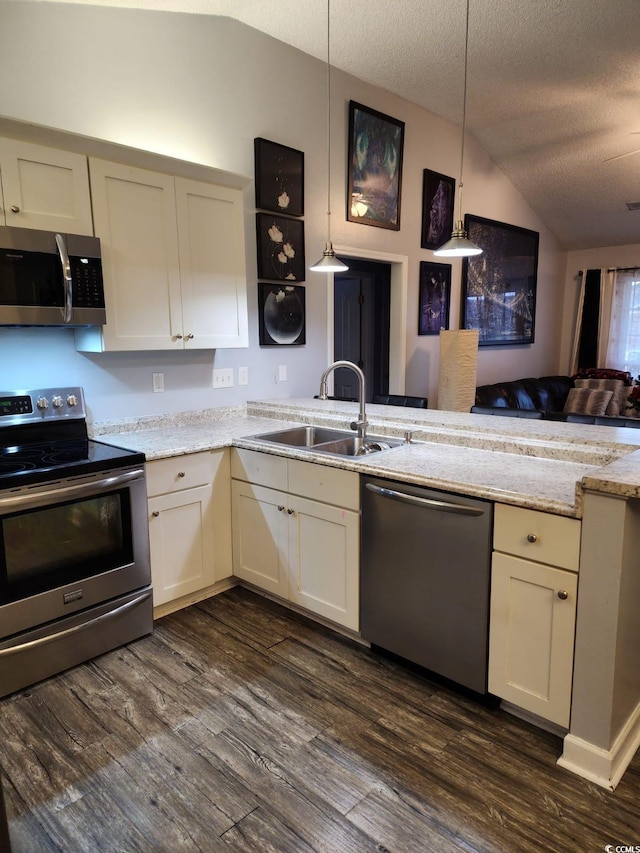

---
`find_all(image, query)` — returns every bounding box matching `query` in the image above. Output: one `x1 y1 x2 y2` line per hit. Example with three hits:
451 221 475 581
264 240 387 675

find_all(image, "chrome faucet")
318 360 368 441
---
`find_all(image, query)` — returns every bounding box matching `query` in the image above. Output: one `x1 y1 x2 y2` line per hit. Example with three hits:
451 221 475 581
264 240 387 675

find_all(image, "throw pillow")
563 387 613 416
574 378 627 416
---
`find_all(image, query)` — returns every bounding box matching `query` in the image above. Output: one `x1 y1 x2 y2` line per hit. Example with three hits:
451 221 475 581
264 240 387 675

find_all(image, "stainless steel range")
0 387 152 698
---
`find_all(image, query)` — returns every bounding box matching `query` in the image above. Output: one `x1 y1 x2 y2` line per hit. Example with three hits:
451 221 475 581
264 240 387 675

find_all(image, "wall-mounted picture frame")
418 261 451 335
421 169 455 250
256 213 305 282
258 283 306 346
347 101 405 231
461 214 539 346
254 138 304 217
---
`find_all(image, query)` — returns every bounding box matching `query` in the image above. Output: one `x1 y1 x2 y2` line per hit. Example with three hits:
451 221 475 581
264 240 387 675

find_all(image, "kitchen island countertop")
92 398 640 518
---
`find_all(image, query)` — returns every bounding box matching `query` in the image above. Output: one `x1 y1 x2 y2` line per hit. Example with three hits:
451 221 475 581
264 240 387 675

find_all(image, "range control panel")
0 387 86 427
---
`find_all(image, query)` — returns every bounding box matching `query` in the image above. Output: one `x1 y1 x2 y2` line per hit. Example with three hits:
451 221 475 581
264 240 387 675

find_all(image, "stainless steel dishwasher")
361 476 493 694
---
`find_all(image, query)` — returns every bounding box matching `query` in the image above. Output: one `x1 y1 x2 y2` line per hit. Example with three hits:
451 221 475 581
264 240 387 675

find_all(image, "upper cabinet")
75 158 248 352
0 138 93 236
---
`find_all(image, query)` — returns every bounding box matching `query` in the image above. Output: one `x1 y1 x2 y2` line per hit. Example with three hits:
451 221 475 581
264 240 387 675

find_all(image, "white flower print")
278 191 290 209
268 224 284 243
283 242 295 259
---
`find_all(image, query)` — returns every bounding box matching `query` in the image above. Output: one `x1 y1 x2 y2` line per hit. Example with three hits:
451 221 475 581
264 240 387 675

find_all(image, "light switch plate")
238 366 249 386
213 368 234 388
278 364 287 382
152 372 164 393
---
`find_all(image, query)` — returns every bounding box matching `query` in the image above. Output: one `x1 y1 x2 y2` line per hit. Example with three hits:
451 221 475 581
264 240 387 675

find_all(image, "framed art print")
258 283 306 346
461 214 539 346
347 101 405 230
421 169 455 250
256 213 305 282
254 137 304 217
418 261 451 335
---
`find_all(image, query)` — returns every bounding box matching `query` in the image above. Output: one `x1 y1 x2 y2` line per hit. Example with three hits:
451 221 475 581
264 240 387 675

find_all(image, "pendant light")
310 0 348 273
434 0 482 258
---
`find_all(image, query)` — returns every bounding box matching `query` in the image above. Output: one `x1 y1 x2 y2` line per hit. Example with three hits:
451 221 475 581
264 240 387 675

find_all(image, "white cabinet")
489 504 580 727
231 449 360 631
0 137 93 235
147 450 232 614
75 159 248 352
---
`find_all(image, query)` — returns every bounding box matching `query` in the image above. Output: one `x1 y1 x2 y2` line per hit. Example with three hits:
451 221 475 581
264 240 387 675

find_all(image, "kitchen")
1 0 640 850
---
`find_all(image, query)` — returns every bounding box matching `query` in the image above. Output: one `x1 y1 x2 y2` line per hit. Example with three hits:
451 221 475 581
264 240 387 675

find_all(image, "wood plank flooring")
1 586 639 852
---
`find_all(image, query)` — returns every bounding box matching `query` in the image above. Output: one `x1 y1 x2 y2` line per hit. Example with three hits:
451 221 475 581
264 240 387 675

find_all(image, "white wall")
559 242 640 373
0 1 566 421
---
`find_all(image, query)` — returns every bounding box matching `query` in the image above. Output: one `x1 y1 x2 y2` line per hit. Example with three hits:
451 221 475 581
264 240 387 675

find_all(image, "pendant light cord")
457 0 470 225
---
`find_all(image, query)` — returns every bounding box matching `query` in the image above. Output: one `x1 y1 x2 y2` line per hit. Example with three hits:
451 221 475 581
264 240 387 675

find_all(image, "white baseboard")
558 699 640 790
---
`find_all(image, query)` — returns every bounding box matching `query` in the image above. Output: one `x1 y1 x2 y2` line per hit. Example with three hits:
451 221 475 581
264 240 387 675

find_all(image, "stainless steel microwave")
0 225 106 326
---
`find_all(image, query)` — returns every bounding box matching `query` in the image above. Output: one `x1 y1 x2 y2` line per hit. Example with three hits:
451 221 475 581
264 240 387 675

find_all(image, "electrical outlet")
212 368 234 388
152 372 164 393
278 364 287 382
238 366 249 386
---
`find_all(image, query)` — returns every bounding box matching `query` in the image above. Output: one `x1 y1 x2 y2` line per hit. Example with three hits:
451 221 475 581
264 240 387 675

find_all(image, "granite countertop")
92 398 640 519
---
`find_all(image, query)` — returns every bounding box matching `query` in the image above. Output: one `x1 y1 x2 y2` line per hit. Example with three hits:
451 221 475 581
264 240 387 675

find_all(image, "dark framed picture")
256 213 305 282
461 215 539 346
421 169 455 250
418 262 451 335
258 283 306 346
347 101 405 230
254 138 304 217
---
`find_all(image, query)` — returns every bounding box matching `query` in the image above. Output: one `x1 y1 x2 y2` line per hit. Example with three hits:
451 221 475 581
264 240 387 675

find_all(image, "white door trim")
328 246 407 394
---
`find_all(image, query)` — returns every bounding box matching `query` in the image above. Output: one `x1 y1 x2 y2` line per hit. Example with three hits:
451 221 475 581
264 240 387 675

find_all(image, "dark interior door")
334 260 390 402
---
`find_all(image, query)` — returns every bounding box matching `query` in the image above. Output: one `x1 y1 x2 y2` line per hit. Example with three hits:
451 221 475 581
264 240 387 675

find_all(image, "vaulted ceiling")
28 0 640 251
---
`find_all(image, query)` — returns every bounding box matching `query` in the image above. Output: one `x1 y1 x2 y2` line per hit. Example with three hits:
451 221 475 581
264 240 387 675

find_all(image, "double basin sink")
249 425 403 458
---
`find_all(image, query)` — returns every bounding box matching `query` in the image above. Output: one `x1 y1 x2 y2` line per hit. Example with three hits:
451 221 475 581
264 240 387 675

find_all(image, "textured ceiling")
25 0 640 250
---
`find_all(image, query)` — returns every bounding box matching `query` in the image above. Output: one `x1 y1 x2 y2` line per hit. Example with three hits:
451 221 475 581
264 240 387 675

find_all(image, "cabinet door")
231 480 289 598
176 178 248 349
148 484 216 607
0 138 93 235
288 495 360 631
489 552 578 727
85 158 183 351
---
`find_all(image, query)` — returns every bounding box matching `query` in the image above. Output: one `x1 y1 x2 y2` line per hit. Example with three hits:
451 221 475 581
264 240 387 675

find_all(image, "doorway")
333 259 391 402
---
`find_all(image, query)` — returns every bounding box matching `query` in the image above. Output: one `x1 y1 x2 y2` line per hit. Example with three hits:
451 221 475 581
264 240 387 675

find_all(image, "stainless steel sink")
249 425 403 457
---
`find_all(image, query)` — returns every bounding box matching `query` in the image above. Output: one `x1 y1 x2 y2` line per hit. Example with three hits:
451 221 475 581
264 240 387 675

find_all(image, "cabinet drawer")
146 451 216 497
288 459 359 510
494 504 580 571
231 448 288 491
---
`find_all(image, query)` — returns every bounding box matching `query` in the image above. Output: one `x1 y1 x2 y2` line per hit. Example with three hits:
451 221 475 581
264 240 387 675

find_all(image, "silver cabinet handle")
10 205 20 213
527 533 538 543
185 333 194 340
55 233 73 323
287 508 295 515
177 471 185 478
0 590 151 658
152 510 160 517
365 482 485 516
277 505 285 512
557 590 569 600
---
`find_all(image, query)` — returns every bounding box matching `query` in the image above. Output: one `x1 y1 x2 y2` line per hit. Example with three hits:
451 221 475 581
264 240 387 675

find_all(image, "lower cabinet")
488 504 580 728
147 449 232 612
231 449 360 631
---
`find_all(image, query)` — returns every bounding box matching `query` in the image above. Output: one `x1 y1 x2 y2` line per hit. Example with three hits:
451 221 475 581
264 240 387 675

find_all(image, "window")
606 269 640 377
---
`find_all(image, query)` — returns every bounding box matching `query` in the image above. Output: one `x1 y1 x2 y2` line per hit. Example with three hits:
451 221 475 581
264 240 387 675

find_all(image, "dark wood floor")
1 587 639 852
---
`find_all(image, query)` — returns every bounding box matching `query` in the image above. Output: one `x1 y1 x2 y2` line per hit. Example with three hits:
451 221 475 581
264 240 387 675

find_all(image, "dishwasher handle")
365 482 485 516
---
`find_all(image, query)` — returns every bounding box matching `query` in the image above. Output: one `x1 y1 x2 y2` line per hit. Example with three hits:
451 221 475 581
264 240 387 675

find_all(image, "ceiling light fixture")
434 0 482 259
310 0 348 273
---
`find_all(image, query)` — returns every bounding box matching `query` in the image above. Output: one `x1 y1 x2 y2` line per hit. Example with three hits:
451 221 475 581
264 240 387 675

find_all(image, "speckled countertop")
92 398 640 519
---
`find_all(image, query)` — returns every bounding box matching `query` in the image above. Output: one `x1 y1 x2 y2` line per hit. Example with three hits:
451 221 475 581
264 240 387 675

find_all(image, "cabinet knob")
277 505 285 512
177 471 185 478
174 334 183 340
287 508 295 515
526 533 538 543
557 590 568 600
152 511 160 517
185 333 194 340
10 205 19 213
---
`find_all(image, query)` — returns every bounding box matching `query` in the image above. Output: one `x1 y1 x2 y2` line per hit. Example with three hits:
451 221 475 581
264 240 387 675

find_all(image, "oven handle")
0 589 151 659
55 232 73 324
0 468 145 512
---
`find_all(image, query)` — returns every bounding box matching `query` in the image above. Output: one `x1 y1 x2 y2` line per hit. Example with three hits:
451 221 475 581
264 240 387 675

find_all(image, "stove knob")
36 396 49 410
52 395 64 408
66 395 78 407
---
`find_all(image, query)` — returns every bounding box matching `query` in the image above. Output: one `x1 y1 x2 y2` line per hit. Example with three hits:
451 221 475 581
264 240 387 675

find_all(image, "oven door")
0 465 151 639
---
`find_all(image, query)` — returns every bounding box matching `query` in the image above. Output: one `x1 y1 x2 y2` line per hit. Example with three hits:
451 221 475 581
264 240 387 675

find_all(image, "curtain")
605 268 640 377
570 268 615 373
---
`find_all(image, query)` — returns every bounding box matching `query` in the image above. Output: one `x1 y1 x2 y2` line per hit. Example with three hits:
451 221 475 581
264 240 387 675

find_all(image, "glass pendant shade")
310 241 349 272
433 220 482 257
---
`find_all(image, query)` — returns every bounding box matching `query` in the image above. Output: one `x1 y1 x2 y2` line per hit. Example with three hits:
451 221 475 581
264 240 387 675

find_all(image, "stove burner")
0 459 35 475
